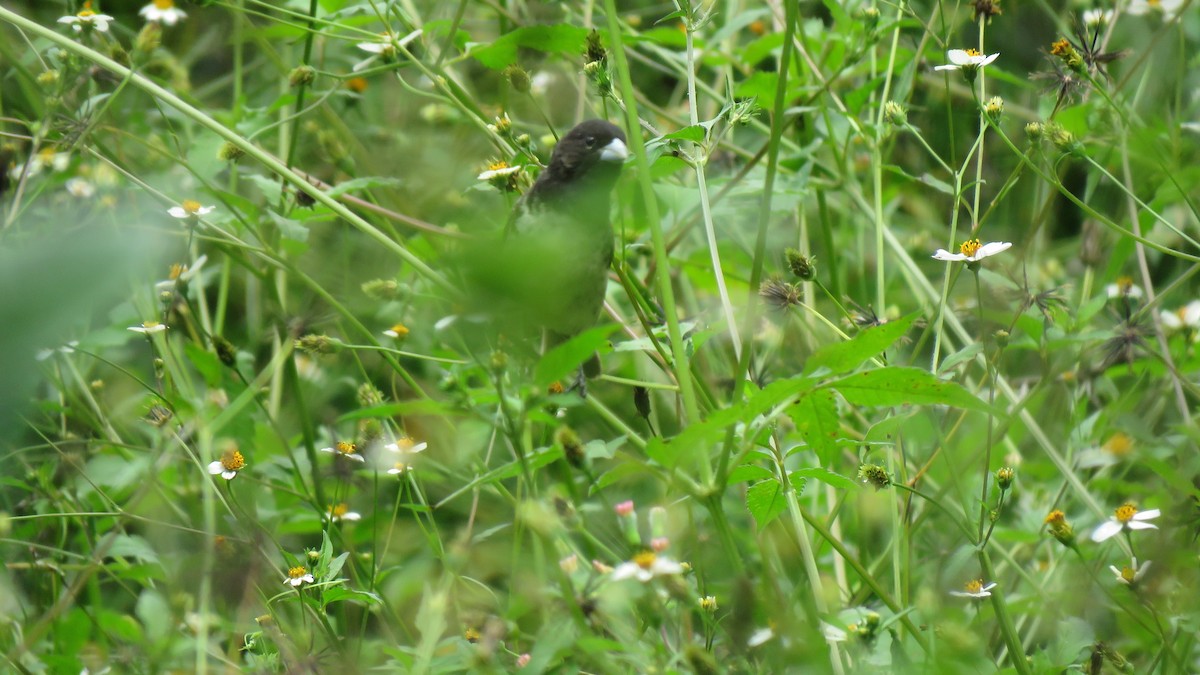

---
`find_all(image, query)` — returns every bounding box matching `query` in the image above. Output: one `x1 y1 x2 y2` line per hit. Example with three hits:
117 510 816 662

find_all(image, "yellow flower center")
287 565 308 579
633 551 657 570
964 48 982 57
143 321 162 330
392 461 409 472
154 0 175 8
464 627 480 643
548 381 565 395
388 323 409 338
38 148 57 163
1050 39 1071 56
330 503 350 517
1120 566 1136 582
963 579 984 593
169 263 187 280
486 160 511 172
959 239 982 257
1102 432 1133 457
335 440 357 455
1044 510 1065 525
221 449 245 471
181 199 203 214
78 9 96 18
1115 276 1135 293
394 437 416 451
346 77 368 93
1114 503 1137 523
1148 0 1161 6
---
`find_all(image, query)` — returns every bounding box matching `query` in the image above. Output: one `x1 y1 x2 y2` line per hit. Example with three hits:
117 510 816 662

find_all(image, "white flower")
1109 557 1151 585
477 163 522 181
950 579 997 598
747 627 775 647
207 449 246 480
934 49 1000 71
353 29 422 71
9 149 70 180
1159 300 1200 332
284 565 315 587
384 437 427 473
328 503 362 522
129 321 167 334
1083 8 1114 27
1091 503 1160 542
65 178 95 198
1105 276 1144 300
156 255 208 292
319 440 365 462
168 200 216 219
356 28 422 54
382 323 409 339
1126 0 1184 16
932 239 1012 262
609 551 684 582
58 5 115 33
139 0 187 25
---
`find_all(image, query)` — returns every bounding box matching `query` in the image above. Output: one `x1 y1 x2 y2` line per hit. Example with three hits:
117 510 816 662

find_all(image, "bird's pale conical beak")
600 138 630 162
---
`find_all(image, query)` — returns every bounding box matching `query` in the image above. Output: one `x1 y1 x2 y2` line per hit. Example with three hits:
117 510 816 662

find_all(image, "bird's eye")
584 136 596 148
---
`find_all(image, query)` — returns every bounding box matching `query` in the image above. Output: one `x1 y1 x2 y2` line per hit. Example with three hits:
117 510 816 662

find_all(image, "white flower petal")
1133 508 1161 521
1090 520 1123 542
932 249 967 261
207 461 225 475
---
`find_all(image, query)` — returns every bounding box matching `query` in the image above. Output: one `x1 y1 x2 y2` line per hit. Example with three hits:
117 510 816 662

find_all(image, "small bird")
461 119 629 382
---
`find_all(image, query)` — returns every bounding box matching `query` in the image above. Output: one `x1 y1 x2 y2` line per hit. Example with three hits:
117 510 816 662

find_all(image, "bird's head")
541 119 629 188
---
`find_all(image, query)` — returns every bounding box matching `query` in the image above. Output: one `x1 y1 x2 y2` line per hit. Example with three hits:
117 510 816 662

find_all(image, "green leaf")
787 389 841 465
105 534 160 565
645 406 740 469
806 313 916 376
746 478 788 528
322 587 384 608
828 367 995 413
326 551 349 581
471 25 589 70
535 324 621 388
324 176 403 198
661 125 706 144
742 375 817 420
791 467 857 491
185 342 225 386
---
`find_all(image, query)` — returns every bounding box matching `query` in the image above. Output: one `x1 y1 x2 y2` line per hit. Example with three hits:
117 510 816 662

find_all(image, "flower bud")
883 100 907 126
289 65 316 87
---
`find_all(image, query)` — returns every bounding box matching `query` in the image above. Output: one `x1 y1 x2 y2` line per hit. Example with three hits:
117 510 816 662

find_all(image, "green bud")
289 65 316 87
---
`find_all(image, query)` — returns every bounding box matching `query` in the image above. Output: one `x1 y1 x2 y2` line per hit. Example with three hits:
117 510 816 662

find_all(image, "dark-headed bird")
459 119 629 386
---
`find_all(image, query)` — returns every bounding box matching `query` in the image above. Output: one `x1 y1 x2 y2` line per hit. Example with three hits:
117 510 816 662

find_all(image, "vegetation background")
1 0 1198 672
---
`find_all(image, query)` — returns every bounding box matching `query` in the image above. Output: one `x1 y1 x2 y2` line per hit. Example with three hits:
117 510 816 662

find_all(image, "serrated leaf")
828 367 995 413
787 389 840 465
742 375 817 420
471 25 589 70
645 406 740 469
534 324 620 387
322 587 383 608
806 313 916 376
661 125 706 144
746 478 787 528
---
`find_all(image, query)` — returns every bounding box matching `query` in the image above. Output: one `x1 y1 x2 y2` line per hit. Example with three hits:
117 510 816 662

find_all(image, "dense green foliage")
2 0 1199 672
